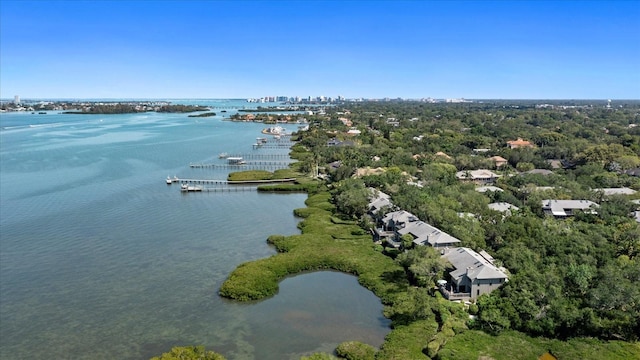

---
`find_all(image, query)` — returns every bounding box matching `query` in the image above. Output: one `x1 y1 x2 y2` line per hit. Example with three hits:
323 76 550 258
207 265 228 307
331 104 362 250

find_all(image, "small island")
61 102 209 114
188 112 217 118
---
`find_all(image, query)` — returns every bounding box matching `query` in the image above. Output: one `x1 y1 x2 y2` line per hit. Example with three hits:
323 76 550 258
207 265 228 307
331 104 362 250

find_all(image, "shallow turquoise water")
0 102 390 359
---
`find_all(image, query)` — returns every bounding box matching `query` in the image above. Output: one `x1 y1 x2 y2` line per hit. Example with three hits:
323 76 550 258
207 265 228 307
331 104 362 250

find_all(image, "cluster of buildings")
361 175 639 299
245 96 477 104
454 166 638 221
247 95 346 104
367 189 509 301
0 99 172 112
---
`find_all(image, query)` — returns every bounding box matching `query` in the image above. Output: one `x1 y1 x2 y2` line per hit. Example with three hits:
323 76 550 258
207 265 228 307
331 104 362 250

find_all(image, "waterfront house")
381 210 420 231
398 221 461 248
440 247 509 300
456 169 501 184
376 209 461 249
367 189 393 216
373 210 420 247
541 199 599 217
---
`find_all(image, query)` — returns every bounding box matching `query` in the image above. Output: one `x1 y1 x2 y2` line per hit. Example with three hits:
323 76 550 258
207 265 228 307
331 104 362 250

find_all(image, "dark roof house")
440 247 509 300
397 221 461 248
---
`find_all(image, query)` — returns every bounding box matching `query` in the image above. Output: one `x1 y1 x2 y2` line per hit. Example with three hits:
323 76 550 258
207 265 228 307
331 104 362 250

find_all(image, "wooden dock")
253 144 295 149
220 153 290 159
189 163 290 170
182 186 259 193
167 177 296 185
174 178 228 184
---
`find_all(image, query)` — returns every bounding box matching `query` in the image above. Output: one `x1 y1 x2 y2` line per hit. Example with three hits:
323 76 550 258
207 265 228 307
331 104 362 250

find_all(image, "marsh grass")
437 330 640 360
217 189 639 359
218 192 408 302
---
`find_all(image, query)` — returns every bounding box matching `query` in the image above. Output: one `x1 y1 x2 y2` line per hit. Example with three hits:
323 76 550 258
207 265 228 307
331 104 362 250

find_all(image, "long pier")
189 164 291 170
253 144 295 149
184 186 259 193
221 153 290 159
172 178 228 184
167 177 296 185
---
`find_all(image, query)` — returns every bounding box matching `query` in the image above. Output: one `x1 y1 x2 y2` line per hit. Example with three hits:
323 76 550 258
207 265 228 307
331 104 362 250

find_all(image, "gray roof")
524 169 554 176
488 202 520 213
541 199 599 216
456 169 501 180
624 168 640 177
442 247 508 283
382 210 419 226
398 221 461 247
368 188 391 200
368 189 393 214
593 187 637 196
635 211 640 223
479 250 495 263
476 186 503 193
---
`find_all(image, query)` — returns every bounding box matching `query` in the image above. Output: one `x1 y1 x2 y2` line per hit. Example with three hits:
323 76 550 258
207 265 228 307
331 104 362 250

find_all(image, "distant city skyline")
1 1 639 99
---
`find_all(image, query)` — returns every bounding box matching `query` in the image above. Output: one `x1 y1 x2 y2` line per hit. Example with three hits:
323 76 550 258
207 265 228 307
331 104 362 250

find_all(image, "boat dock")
190 160 292 168
219 153 290 160
182 186 259 193
167 177 296 185
171 178 229 184
189 164 290 170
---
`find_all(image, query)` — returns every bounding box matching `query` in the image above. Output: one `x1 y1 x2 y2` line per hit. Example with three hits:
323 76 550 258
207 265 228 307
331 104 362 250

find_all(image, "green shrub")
376 320 438 359
150 346 225 360
258 184 307 192
299 353 338 360
468 303 479 315
426 339 441 358
335 341 376 360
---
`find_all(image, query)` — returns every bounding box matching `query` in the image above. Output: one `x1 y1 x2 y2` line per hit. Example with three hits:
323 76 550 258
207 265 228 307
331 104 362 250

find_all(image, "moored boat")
227 157 246 165
180 184 202 192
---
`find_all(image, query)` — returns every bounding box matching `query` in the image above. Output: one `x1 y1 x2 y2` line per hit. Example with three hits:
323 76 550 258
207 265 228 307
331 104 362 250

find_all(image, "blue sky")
1 0 639 99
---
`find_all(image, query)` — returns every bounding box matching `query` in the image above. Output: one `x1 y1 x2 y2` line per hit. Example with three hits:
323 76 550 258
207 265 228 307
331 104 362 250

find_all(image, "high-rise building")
14 95 20 104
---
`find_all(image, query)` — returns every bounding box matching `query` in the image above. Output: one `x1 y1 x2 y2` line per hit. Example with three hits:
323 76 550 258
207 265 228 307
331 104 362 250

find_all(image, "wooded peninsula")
62 102 209 114
156 100 640 360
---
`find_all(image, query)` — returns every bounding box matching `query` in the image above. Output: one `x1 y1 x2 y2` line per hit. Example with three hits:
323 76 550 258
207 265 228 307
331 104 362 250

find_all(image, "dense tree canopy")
293 99 640 343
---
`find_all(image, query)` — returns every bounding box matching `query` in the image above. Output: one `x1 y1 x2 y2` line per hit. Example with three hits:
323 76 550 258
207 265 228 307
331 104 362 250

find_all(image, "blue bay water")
0 101 390 360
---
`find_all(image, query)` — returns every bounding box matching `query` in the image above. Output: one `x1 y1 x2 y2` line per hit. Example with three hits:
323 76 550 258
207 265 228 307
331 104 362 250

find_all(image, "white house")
541 199 599 217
